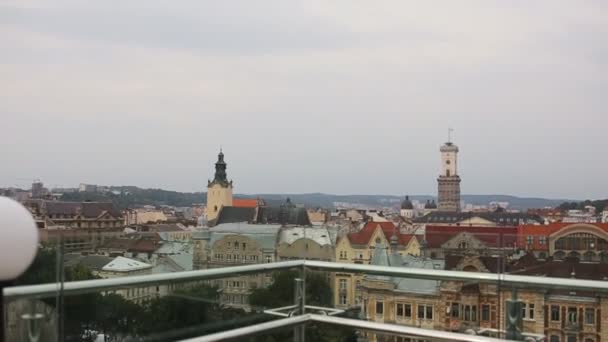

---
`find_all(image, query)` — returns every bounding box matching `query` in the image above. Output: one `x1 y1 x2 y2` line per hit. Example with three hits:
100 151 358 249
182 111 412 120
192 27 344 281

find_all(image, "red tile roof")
347 221 416 246
232 198 258 208
517 223 608 251
425 225 518 248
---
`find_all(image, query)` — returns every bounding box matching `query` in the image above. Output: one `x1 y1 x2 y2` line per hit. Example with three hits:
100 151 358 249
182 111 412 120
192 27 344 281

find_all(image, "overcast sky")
1 1 606 199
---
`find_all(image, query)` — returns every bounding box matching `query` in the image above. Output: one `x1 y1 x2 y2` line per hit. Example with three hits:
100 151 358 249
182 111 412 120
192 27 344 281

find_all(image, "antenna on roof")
448 127 454 143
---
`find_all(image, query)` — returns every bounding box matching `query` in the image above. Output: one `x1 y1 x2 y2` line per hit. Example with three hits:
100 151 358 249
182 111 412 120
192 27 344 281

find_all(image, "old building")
360 242 608 342
518 222 608 261
25 199 123 229
360 242 444 342
276 226 336 262
213 197 311 226
399 196 415 219
124 208 169 225
192 223 281 310
437 139 461 212
424 225 518 260
414 210 544 227
334 221 421 309
206 150 233 222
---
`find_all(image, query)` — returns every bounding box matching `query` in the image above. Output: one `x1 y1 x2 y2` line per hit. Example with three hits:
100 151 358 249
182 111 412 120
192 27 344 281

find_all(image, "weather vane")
448 127 454 143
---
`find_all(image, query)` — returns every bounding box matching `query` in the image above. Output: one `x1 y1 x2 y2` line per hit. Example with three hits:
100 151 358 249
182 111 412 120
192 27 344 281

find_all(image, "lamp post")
0 197 39 342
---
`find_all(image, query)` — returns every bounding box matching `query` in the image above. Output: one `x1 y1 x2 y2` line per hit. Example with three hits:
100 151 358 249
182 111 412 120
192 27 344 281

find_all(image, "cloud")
0 1 606 198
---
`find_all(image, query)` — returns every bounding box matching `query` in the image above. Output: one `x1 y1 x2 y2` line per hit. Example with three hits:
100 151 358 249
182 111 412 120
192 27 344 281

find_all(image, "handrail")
4 260 303 300
176 314 514 342
5 259 608 300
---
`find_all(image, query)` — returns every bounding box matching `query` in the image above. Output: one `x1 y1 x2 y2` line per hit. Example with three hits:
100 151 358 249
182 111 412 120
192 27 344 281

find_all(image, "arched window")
458 241 468 249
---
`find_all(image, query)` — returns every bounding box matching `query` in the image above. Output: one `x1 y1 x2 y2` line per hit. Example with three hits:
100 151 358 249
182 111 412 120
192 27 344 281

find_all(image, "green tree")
249 271 356 342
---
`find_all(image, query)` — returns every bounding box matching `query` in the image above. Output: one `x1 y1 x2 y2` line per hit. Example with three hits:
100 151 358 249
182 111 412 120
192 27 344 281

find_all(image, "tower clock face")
446 160 451 165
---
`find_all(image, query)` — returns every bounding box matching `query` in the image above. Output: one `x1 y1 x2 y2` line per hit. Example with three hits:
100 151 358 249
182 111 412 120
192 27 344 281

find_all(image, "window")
376 301 384 315
339 279 347 290
527 235 533 245
339 294 347 305
551 305 560 321
396 303 404 317
451 302 460 318
472 305 477 321
522 303 535 320
458 241 467 249
481 305 490 321
266 255 272 263
567 336 576 342
585 308 595 325
539 236 547 245
405 304 412 318
464 305 471 321
567 307 577 324
242 243 246 250
550 336 560 342
418 305 433 320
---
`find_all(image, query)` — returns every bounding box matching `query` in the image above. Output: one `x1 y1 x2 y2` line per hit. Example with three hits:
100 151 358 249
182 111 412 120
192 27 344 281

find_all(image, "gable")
442 232 487 250
459 216 496 226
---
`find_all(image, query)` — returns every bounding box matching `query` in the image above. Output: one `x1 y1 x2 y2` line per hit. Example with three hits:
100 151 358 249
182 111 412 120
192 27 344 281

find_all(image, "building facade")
206 150 233 222
192 223 281 310
334 221 421 310
437 141 461 212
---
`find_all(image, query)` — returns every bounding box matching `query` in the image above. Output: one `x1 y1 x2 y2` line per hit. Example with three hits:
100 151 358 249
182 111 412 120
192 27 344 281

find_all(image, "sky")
1 1 606 199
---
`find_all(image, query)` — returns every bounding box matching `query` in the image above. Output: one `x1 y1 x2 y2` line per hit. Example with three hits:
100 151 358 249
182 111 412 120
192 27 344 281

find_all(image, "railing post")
293 276 305 342
505 288 523 341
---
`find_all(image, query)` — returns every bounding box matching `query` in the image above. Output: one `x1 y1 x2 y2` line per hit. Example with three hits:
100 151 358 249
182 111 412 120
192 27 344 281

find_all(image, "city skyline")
1 1 607 199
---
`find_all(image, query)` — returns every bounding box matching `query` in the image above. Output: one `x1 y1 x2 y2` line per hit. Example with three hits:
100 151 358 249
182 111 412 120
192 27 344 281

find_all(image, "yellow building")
206 150 233 222
333 221 421 309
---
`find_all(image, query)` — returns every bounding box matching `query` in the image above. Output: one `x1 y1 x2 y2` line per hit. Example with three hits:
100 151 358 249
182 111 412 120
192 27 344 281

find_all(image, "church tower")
206 150 233 221
437 134 461 212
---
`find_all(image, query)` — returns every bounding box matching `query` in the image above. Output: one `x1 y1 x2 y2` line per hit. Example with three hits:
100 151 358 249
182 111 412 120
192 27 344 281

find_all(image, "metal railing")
6 260 606 341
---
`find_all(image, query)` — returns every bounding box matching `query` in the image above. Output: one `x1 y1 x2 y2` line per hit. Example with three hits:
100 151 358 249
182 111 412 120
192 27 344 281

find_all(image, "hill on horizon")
58 186 577 210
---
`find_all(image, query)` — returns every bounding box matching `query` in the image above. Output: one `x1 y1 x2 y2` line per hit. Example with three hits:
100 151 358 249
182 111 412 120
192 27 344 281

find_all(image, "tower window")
214 205 218 212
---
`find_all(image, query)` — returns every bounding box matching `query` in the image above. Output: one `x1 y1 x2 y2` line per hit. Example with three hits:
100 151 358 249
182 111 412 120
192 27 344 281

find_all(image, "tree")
249 271 356 342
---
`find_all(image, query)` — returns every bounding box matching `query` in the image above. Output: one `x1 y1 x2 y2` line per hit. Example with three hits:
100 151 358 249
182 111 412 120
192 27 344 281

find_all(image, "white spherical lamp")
0 197 39 281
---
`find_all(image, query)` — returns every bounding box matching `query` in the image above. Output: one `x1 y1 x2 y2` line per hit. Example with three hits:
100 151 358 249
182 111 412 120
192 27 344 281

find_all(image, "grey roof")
215 207 256 225
367 244 444 295
278 227 333 246
401 196 414 210
64 254 114 271
413 211 543 225
209 223 281 250
154 241 193 255
33 200 123 218
102 256 152 272
213 205 312 226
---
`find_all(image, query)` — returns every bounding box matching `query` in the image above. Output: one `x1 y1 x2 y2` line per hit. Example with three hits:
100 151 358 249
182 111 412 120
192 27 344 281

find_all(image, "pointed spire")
208 149 230 187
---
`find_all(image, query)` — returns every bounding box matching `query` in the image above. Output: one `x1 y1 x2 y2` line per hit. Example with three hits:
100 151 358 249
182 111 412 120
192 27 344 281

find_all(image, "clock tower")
437 134 461 212
206 149 233 222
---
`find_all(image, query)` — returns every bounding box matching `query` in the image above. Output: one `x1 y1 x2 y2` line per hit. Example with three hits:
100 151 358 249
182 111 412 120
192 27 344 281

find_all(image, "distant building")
206 150 233 222
400 196 415 219
361 243 444 341
213 197 311 226
423 225 518 260
78 183 98 193
603 210 608 223
518 222 608 261
334 221 421 310
25 199 123 229
31 180 49 198
276 226 335 262
123 208 169 225
437 139 461 212
192 223 281 310
414 211 543 227
307 209 328 226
